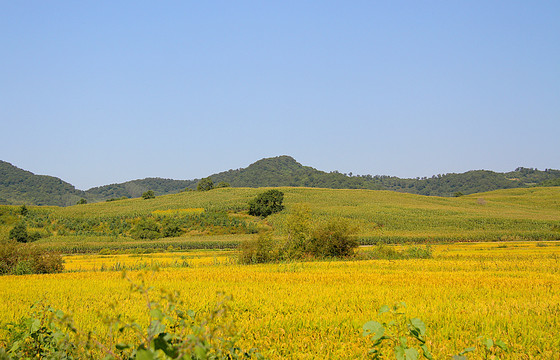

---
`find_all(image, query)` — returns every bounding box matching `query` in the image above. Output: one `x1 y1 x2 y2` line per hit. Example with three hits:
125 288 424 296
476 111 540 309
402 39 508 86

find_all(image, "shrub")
248 190 284 218
142 190 155 199
405 246 433 259
162 222 183 238
76 198 87 205
9 222 28 243
282 204 312 259
197 177 214 191
240 205 358 263
309 218 358 257
19 204 29 216
238 233 275 264
0 241 64 275
130 218 161 239
357 244 433 260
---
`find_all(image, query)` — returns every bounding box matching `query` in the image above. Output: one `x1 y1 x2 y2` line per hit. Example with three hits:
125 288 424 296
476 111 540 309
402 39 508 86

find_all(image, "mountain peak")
247 156 303 171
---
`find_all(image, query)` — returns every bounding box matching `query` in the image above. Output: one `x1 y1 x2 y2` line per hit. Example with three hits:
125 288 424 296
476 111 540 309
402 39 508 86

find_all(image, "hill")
1 156 560 206
208 155 384 190
85 178 197 200
0 161 93 206
368 167 560 196
1 186 559 253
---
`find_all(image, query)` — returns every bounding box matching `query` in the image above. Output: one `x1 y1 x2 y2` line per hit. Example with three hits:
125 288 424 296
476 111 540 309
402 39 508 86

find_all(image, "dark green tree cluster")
248 190 284 217
0 160 93 206
9 223 28 243
86 177 197 200
197 177 214 191
142 190 155 200
8 222 42 243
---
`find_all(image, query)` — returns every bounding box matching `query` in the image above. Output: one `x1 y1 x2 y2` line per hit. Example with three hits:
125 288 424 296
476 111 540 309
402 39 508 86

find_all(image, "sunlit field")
2 241 559 359
1 187 559 254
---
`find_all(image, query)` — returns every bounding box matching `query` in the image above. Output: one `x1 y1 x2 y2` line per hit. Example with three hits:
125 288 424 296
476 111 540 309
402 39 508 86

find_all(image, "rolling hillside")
1 186 559 252
1 156 559 206
0 161 93 206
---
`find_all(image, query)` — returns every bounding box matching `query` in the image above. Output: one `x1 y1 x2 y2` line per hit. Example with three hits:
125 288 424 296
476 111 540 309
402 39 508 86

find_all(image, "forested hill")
209 156 383 190
1 156 559 206
84 156 383 201
209 156 560 196
0 161 91 206
367 167 560 196
85 178 197 200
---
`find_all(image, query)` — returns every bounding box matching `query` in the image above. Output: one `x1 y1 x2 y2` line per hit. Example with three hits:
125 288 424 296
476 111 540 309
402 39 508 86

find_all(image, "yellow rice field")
1 242 559 359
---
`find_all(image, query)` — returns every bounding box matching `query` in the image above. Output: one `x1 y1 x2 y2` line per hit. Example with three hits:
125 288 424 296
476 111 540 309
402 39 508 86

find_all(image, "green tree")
215 181 230 188
76 198 87 205
9 222 28 243
131 218 161 239
248 189 284 217
142 190 155 199
19 204 29 216
197 177 214 191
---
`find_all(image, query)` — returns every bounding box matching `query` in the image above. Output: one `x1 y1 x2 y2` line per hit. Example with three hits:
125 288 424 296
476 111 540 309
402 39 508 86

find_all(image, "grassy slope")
2 186 559 252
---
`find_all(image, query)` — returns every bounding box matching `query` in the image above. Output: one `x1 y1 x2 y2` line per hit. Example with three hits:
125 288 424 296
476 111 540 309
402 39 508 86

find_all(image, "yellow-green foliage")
1 187 559 252
0 242 559 359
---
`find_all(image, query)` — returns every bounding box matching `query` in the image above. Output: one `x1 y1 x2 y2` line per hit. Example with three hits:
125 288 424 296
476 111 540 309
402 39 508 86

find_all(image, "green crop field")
1 186 559 253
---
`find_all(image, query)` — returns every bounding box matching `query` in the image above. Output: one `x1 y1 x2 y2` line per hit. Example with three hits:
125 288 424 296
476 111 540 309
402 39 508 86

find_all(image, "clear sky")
1 1 559 190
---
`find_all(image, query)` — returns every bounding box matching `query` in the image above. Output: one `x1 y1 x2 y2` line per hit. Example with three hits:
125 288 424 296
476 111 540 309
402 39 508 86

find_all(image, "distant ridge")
0 160 90 206
1 156 559 206
209 155 383 190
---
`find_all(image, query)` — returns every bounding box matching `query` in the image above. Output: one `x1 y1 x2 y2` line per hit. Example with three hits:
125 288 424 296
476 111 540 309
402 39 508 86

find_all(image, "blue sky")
1 1 559 190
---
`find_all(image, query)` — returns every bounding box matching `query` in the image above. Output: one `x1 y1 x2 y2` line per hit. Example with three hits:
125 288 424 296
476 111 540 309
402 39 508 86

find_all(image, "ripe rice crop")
1 241 559 359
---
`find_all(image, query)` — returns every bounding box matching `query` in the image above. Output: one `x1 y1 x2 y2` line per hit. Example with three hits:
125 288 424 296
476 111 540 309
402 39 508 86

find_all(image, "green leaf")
115 343 130 350
30 318 41 333
378 305 390 314
420 344 433 360
409 318 427 337
482 338 493 350
136 349 156 360
459 346 476 355
9 340 21 353
404 347 419 360
363 321 385 341
494 339 508 351
150 308 164 321
394 345 406 360
147 320 166 336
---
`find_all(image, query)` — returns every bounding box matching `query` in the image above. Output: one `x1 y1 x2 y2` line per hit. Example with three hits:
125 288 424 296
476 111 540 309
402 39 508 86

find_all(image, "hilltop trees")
197 177 214 191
